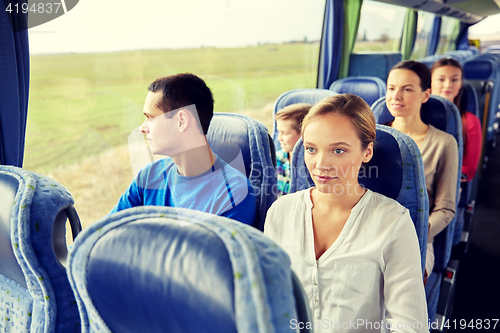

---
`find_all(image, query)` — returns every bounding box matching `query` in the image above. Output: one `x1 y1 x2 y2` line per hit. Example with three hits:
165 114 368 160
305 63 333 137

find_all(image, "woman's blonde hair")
301 93 376 150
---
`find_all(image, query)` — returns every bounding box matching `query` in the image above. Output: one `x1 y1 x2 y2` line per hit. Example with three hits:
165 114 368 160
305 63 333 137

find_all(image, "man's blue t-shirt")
110 155 256 226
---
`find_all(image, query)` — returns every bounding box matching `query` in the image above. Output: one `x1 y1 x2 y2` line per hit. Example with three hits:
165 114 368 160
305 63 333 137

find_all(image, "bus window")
25 0 325 228
410 11 435 59
436 16 459 54
353 0 406 52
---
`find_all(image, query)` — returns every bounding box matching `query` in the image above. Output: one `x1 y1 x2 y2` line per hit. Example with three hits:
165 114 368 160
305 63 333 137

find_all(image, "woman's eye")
305 147 316 153
333 148 345 154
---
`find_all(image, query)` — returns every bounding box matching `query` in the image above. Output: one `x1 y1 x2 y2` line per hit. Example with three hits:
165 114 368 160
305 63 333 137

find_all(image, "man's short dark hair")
148 73 214 135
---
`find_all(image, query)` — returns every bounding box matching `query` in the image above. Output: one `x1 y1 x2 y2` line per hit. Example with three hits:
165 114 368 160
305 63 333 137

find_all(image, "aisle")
449 144 500 331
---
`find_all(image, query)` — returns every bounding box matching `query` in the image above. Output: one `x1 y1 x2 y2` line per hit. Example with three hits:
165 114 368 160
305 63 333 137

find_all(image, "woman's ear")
421 88 431 104
362 142 374 163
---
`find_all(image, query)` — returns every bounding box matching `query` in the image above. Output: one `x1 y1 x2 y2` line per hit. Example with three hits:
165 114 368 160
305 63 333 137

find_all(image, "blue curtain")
456 22 470 50
317 0 343 89
428 16 441 56
0 1 29 167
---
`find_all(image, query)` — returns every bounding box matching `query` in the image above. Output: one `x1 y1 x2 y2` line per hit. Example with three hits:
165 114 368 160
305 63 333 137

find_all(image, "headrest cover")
463 59 494 80
329 76 386 107
69 207 297 333
88 219 236 333
358 129 402 200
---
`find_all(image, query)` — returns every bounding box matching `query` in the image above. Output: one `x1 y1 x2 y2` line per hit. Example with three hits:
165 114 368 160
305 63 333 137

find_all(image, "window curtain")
428 16 441 56
337 0 363 79
317 0 344 89
0 1 29 167
455 21 470 51
401 9 417 60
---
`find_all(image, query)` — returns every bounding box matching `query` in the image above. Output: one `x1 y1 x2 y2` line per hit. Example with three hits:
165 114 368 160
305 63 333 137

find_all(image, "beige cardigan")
421 125 459 242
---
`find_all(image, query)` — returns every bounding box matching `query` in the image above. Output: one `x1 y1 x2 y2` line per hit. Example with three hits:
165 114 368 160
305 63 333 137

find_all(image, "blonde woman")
265 94 428 333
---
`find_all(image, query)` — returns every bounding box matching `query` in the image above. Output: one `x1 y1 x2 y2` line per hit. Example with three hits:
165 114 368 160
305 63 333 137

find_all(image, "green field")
25 43 319 172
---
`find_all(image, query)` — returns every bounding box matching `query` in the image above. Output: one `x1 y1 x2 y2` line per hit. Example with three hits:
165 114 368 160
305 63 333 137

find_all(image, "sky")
27 0 500 55
28 0 325 55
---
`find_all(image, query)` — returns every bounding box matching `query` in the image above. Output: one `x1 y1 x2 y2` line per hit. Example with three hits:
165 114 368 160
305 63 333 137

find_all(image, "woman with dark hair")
431 57 482 182
265 94 428 332
386 60 458 277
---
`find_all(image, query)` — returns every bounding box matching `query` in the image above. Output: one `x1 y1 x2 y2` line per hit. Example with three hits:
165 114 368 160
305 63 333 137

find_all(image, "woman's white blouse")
264 188 428 333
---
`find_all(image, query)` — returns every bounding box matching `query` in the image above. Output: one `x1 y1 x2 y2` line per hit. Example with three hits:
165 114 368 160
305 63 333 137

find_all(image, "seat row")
0 73 492 332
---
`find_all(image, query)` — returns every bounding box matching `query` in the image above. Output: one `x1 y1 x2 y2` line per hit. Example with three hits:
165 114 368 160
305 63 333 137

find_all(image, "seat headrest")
207 114 251 177
87 218 237 333
372 96 449 132
0 171 27 287
463 59 495 80
358 129 402 200
69 207 298 333
461 81 479 117
329 76 386 107
274 88 337 111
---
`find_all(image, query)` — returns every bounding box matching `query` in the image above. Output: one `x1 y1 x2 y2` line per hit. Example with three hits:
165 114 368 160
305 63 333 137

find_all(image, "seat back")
289 126 429 273
348 52 402 82
207 113 276 231
68 207 311 333
461 81 480 118
485 45 500 53
272 89 338 151
328 76 387 107
372 95 463 272
0 166 82 333
463 54 500 146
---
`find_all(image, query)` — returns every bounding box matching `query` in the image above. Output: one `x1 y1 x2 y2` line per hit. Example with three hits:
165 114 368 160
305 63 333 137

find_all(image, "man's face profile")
140 91 178 155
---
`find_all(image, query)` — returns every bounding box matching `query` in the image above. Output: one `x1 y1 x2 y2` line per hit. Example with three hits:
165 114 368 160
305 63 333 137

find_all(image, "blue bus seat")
207 113 276 231
372 95 463 327
348 52 402 82
0 166 81 333
67 207 312 333
417 55 441 69
289 125 429 274
485 45 500 53
445 50 476 62
463 54 500 149
328 76 386 107
461 81 480 118
272 88 338 151
452 81 481 252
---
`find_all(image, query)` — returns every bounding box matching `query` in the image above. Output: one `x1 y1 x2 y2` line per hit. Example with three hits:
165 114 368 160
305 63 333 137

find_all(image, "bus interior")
1 0 500 332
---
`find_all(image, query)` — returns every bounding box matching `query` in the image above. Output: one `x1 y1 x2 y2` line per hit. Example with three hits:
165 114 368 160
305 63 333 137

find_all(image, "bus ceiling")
374 0 500 24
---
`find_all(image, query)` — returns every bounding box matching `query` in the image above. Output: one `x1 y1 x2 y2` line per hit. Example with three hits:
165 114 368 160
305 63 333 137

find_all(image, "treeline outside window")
353 0 406 53
25 0 325 228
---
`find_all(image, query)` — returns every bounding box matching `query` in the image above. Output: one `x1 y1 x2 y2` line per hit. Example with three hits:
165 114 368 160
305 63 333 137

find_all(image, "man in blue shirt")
111 73 256 226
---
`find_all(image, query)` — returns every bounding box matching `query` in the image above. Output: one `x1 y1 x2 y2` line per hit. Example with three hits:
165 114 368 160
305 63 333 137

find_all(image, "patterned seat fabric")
207 113 276 231
67 206 311 333
329 76 387 107
0 166 81 333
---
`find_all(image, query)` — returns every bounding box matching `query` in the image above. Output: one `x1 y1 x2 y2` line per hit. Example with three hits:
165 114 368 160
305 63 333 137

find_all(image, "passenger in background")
431 58 482 182
110 73 256 225
265 94 428 333
275 103 311 196
386 60 458 277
